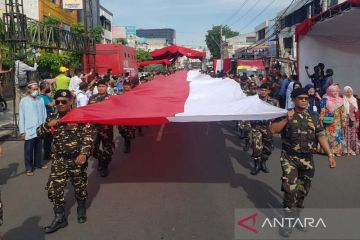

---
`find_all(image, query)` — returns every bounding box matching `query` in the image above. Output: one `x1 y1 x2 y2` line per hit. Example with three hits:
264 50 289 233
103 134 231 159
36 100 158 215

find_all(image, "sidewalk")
0 100 17 139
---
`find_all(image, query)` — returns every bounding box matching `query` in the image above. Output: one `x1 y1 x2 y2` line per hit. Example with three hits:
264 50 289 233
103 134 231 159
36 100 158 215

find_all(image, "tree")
115 38 128 45
88 26 104 44
205 25 239 59
71 23 85 35
136 49 153 63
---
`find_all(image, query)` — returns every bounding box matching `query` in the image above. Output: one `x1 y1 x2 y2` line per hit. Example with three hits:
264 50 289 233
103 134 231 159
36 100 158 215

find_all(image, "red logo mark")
237 213 258 234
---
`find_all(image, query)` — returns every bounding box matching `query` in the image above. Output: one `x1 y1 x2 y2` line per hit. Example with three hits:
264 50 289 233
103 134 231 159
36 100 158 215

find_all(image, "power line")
238 0 278 33
246 0 313 52
229 0 262 28
244 0 302 51
222 0 250 25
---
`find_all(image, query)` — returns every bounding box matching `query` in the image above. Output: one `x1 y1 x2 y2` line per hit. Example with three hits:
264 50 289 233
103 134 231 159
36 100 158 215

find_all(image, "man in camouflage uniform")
117 80 136 153
250 83 279 175
88 79 114 177
241 82 258 151
36 90 96 234
271 88 335 237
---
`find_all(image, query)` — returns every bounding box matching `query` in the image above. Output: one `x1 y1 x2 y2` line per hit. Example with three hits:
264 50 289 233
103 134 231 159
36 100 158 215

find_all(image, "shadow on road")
2 216 45 240
0 163 19 185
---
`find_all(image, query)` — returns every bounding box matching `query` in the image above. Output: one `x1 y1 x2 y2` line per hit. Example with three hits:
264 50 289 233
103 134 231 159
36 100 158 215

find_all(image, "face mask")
31 90 39 97
45 89 51 94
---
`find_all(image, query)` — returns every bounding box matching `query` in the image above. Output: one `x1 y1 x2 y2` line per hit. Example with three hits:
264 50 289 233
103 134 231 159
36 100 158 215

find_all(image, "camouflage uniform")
37 113 96 209
280 111 324 209
251 97 279 164
237 82 250 139
118 125 136 153
88 94 114 175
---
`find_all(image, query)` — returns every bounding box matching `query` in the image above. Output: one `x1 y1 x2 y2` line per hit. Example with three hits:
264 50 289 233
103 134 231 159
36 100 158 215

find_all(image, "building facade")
99 5 113 43
136 28 176 45
224 32 256 58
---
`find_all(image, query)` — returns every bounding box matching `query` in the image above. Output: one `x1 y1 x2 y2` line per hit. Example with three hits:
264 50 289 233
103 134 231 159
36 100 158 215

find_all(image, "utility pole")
220 26 223 60
83 0 88 33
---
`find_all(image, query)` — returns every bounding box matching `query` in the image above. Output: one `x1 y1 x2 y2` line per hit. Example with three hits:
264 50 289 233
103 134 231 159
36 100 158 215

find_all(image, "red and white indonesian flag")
61 70 287 125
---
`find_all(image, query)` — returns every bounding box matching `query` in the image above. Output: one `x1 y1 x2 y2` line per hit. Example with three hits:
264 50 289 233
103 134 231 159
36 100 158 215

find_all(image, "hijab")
326 85 343 113
343 86 358 114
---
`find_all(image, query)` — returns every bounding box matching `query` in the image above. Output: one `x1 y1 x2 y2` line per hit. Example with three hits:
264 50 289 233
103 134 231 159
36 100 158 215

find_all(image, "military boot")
124 139 131 153
100 159 109 178
294 208 307 232
260 160 270 173
243 140 250 152
97 158 104 172
77 200 87 224
250 161 261 175
279 208 293 238
45 207 68 234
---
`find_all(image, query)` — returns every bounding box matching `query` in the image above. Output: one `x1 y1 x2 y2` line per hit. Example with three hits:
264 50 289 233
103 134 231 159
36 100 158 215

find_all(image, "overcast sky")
100 0 295 47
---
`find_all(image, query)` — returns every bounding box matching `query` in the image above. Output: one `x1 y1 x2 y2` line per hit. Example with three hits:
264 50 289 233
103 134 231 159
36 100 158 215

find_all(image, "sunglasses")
296 97 309 101
55 100 69 105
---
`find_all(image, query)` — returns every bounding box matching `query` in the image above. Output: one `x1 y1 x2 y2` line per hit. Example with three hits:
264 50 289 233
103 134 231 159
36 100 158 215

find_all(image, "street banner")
63 0 83 10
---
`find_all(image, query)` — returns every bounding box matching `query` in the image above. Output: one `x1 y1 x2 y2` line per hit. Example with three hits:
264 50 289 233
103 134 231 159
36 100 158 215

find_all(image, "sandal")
26 171 34 176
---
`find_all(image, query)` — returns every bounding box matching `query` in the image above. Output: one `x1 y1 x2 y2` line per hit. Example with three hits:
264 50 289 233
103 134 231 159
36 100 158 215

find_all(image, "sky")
100 0 295 48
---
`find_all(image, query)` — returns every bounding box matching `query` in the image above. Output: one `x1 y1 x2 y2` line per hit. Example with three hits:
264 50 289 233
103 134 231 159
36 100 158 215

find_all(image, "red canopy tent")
150 45 206 61
137 59 172 67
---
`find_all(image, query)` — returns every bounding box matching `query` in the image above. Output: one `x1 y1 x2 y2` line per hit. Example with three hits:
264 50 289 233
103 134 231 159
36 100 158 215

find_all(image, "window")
283 37 293 49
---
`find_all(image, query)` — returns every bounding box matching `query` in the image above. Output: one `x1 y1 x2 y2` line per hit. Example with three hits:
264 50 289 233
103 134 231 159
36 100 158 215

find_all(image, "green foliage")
42 16 61 27
88 26 104 44
38 53 71 76
205 25 238 59
115 38 128 45
144 64 166 73
136 49 152 63
71 23 85 35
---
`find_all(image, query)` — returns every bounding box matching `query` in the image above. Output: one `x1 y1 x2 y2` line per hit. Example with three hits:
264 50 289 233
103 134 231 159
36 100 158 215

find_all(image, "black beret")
291 88 309 98
54 89 72 99
259 83 269 89
96 79 108 86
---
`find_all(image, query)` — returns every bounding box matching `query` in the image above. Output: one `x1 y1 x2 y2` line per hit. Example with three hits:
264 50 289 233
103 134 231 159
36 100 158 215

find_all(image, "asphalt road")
0 122 359 240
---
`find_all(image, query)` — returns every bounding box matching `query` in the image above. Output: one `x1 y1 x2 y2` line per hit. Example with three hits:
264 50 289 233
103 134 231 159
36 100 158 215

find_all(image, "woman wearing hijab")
319 85 347 156
343 86 359 155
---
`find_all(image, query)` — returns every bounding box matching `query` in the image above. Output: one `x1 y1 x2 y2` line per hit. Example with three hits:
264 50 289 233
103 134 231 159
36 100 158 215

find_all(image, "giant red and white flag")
61 70 287 125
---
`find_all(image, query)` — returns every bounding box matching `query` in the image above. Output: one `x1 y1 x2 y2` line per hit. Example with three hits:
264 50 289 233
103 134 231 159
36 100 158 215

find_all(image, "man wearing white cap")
19 81 47 176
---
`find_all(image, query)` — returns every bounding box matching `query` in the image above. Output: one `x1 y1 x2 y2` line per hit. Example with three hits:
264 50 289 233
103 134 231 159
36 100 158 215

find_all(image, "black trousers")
24 137 43 172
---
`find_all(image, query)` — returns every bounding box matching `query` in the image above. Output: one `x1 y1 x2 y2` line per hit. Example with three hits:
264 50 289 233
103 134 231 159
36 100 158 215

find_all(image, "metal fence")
0 72 14 100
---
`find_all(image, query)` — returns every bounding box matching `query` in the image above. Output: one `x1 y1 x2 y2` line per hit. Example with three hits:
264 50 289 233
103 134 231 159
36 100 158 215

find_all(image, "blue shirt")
39 94 55 115
279 79 289 97
19 96 47 140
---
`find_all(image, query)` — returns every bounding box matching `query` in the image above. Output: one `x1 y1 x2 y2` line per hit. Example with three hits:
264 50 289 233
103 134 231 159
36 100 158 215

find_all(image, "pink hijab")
326 85 344 113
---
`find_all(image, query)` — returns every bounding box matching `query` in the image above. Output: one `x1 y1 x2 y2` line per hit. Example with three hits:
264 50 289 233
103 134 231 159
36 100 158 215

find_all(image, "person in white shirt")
76 81 89 107
69 69 83 94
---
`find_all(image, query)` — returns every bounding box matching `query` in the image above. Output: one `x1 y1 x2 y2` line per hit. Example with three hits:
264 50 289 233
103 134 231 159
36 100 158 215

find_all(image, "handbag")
322 116 334 125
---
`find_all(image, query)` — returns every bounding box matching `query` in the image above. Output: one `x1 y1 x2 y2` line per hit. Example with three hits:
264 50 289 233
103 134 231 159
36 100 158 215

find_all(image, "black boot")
250 161 261 175
124 139 131 153
260 160 270 173
279 208 293 238
294 208 307 232
243 141 250 152
97 159 103 172
77 200 87 224
100 161 109 178
45 207 68 234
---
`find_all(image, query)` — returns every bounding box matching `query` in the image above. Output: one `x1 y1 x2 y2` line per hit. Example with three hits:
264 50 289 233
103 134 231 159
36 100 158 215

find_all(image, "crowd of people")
2 58 358 236
206 63 360 158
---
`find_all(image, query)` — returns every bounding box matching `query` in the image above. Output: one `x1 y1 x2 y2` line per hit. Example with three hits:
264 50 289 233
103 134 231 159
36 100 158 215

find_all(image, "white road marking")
156 124 166 142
